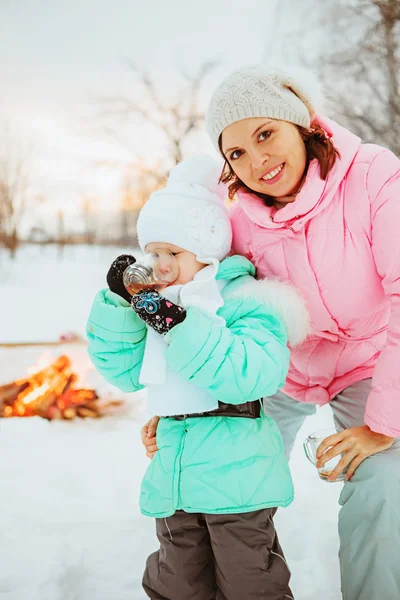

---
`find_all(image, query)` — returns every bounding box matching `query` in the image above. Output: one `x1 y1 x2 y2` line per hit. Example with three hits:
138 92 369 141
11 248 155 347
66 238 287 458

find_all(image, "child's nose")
158 263 171 275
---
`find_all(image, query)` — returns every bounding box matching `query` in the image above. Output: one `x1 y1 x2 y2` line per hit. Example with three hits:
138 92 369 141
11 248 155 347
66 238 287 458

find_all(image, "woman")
143 65 400 600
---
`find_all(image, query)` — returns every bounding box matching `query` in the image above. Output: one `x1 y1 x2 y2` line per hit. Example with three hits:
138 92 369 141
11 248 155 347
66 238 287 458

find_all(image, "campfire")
0 354 123 420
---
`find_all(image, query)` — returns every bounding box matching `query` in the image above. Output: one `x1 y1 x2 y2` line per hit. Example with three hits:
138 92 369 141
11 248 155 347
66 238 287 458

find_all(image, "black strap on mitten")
131 289 186 334
106 254 136 303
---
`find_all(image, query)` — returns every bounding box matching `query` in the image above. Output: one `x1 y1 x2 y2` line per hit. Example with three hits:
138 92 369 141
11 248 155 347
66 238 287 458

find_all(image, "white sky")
1 0 314 230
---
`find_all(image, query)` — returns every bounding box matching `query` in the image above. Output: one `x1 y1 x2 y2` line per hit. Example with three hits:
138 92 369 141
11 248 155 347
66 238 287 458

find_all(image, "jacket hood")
235 115 361 232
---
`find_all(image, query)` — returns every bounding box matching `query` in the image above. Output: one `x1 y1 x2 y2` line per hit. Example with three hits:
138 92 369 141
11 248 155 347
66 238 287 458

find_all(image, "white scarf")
139 264 227 416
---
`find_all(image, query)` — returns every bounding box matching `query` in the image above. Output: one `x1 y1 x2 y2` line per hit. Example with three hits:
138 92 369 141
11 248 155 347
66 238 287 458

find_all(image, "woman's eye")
230 149 243 160
259 130 271 141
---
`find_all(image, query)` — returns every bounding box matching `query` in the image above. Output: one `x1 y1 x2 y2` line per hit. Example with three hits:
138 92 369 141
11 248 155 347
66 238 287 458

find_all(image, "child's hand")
131 290 186 334
106 254 136 303
141 416 160 459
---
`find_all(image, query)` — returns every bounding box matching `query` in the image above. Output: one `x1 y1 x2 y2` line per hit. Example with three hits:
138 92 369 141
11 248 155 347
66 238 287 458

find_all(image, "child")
86 155 310 600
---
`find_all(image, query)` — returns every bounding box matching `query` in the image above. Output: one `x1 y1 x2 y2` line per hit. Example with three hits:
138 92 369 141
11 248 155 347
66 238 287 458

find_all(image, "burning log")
0 381 30 409
0 355 123 420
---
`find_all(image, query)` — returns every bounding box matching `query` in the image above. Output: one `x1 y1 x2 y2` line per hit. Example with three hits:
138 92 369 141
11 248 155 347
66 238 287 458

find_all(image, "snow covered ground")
1 245 342 600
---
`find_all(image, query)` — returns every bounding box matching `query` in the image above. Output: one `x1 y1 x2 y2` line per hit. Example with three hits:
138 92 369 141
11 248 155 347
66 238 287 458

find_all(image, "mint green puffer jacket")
87 256 310 517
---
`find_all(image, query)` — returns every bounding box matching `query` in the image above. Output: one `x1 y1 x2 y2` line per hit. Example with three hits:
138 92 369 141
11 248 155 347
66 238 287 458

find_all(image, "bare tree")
96 60 218 175
56 208 66 256
310 0 400 154
119 174 135 244
80 195 97 245
117 162 164 245
0 123 34 256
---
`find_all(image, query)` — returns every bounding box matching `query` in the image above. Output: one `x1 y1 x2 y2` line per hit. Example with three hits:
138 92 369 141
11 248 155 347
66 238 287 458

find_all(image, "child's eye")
230 149 243 161
259 130 271 141
171 252 179 257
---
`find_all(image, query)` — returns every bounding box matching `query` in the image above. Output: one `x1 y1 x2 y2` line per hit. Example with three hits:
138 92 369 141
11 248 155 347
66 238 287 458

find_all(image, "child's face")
145 242 206 286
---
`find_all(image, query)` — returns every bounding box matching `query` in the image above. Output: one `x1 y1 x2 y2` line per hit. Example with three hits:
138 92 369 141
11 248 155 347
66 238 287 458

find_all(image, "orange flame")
1 354 100 419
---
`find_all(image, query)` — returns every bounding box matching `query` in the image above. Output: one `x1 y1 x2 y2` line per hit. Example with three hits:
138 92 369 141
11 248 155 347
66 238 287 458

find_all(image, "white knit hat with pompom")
136 155 232 265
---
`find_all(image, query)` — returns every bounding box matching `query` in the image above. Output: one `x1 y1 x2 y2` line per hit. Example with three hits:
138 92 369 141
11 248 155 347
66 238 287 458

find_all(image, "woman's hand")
316 425 395 481
141 416 160 459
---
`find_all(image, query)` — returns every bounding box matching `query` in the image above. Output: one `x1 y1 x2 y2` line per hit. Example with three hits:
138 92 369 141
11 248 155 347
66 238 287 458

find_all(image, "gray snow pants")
142 508 294 600
263 379 400 600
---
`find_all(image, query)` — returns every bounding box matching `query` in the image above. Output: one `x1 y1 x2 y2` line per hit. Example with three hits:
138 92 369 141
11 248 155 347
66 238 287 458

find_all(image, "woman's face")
221 117 307 200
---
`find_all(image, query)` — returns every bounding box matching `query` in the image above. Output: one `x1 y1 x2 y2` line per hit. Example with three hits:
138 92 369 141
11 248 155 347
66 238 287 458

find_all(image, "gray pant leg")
142 512 216 599
263 390 317 458
207 508 294 600
330 379 400 600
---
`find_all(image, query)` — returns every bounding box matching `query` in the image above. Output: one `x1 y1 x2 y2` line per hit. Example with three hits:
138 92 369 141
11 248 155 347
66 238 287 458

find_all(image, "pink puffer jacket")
230 116 400 437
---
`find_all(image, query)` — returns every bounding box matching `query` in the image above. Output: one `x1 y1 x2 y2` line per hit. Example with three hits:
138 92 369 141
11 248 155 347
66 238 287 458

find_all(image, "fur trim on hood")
229 278 311 347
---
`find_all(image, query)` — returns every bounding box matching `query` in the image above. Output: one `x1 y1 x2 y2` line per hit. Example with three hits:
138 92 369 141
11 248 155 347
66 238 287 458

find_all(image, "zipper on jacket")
174 422 188 510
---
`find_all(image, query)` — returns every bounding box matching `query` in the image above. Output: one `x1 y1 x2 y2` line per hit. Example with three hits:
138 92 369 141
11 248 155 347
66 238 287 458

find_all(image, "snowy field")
1 245 342 600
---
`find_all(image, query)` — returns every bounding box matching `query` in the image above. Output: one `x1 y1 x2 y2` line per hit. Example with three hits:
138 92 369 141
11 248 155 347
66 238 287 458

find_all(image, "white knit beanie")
136 155 232 264
206 65 316 151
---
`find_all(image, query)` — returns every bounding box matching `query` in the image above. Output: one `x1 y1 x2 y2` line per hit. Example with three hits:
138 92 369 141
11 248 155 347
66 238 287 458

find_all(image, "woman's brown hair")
218 124 340 207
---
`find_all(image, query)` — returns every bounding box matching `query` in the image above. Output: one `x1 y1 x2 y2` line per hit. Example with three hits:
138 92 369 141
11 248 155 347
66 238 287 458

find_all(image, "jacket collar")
217 255 255 280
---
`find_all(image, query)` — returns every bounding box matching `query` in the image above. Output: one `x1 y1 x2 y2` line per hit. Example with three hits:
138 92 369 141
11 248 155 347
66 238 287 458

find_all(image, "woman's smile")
259 162 286 184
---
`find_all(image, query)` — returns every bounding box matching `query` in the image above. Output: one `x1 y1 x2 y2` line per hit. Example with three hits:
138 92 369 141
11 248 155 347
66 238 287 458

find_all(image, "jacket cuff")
87 288 146 343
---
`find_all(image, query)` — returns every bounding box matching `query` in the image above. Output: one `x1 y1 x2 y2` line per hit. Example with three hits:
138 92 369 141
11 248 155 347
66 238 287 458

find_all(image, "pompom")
167 154 226 201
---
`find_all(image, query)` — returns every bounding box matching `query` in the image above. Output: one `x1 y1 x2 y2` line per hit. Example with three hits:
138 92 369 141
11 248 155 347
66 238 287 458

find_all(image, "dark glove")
131 289 186 335
106 254 136 303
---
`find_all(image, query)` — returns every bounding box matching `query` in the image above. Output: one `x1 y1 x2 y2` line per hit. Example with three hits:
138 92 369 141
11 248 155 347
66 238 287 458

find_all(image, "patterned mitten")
131 289 186 334
106 254 136 303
